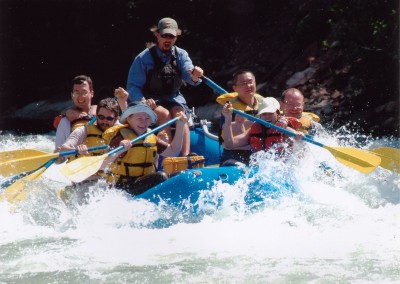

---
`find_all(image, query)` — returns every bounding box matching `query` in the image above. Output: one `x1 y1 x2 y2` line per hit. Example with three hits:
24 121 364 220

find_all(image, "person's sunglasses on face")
161 33 176 39
98 114 115 121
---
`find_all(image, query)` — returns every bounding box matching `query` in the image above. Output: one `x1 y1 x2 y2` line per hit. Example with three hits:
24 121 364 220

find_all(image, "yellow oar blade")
61 155 106 183
324 146 381 174
369 147 400 173
0 153 58 177
0 149 49 162
0 166 48 204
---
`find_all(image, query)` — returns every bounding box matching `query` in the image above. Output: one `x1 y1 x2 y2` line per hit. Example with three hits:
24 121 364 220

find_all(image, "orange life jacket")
248 117 290 153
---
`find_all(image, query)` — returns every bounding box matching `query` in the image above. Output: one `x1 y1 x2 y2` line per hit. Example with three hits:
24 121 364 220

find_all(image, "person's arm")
114 87 129 111
176 47 203 86
221 103 249 148
55 117 71 150
127 51 149 102
286 126 305 141
160 112 188 157
60 126 87 152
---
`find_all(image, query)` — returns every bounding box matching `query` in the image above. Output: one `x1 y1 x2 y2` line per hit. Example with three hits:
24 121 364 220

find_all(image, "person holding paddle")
222 97 304 163
103 101 188 195
126 17 203 157
60 97 120 158
280 88 327 136
57 98 120 201
216 70 264 165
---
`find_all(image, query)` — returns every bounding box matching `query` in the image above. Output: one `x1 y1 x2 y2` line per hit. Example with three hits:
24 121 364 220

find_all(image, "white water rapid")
0 131 399 283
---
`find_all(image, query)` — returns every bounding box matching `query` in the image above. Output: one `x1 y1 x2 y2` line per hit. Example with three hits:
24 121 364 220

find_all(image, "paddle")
0 149 50 163
0 116 98 177
231 108 380 173
0 158 57 204
368 147 399 173
202 75 229 94
61 116 181 183
0 145 110 177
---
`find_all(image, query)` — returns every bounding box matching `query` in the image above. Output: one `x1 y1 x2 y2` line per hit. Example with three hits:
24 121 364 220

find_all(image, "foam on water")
0 131 399 283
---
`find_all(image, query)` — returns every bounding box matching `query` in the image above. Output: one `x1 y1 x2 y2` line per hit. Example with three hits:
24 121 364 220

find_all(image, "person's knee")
154 106 171 123
170 106 185 116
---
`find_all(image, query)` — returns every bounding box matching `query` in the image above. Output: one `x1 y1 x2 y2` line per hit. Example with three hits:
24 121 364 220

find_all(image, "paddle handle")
231 109 324 148
59 145 109 158
107 116 181 157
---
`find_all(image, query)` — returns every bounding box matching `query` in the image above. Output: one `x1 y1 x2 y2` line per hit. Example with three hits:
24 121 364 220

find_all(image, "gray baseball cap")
158 17 179 36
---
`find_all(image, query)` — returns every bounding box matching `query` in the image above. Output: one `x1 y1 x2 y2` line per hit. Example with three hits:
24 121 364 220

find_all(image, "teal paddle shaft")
106 116 180 157
232 109 322 147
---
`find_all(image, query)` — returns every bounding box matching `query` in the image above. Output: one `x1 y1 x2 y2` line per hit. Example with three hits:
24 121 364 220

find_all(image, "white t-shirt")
63 126 88 147
55 117 71 149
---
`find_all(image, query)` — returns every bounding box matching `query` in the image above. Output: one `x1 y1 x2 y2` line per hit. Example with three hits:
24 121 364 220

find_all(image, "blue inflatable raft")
134 121 296 209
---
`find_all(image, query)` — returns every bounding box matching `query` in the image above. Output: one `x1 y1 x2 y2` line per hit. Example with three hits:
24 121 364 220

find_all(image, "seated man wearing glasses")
126 17 204 156
59 97 120 202
60 97 120 161
55 75 97 150
280 88 327 136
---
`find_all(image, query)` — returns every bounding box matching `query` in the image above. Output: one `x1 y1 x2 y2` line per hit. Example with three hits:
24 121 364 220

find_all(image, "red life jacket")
248 117 289 153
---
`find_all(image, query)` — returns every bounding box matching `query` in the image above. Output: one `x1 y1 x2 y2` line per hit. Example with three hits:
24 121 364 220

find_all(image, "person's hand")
294 132 305 141
190 66 204 82
145 98 158 110
119 139 132 150
114 87 129 101
77 112 89 119
222 102 233 120
77 144 89 155
176 111 188 124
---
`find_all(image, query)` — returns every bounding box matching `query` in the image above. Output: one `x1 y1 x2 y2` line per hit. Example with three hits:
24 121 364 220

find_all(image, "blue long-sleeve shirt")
127 45 201 104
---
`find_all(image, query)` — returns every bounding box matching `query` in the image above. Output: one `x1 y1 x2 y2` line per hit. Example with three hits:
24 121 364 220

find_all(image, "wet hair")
72 75 93 92
97 97 120 116
232 70 255 85
281 88 303 102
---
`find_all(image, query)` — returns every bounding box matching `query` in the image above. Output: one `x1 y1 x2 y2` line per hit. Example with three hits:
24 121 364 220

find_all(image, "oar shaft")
107 117 180 157
231 109 323 148
202 76 228 94
58 145 109 157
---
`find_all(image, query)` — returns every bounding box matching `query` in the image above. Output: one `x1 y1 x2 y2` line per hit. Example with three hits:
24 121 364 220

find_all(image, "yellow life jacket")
102 124 127 144
70 116 94 132
216 92 264 149
297 112 320 134
216 92 264 113
107 125 157 183
68 124 107 162
85 125 107 155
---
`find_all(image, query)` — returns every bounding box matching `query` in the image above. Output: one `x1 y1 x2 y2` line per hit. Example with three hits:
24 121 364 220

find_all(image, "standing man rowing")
126 17 204 156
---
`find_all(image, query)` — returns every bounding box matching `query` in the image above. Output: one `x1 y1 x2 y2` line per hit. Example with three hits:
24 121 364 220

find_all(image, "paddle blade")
369 147 400 173
0 149 50 162
0 167 47 204
324 146 381 174
61 155 106 183
0 153 59 177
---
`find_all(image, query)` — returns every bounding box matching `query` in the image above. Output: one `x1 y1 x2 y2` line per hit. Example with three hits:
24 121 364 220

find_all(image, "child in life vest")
221 97 304 161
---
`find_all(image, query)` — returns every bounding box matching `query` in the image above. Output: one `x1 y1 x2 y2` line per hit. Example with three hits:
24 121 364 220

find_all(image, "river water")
0 131 399 283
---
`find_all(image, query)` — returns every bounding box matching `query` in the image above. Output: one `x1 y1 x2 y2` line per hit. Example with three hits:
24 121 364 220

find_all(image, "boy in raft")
103 101 187 195
221 97 304 162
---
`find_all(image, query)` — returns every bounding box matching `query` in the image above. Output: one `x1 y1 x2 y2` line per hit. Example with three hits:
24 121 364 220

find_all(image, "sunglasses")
98 114 115 121
161 33 176 39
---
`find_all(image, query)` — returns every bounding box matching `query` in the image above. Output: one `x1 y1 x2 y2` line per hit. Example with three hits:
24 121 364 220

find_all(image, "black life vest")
144 46 183 97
